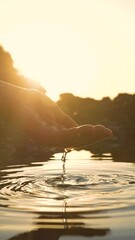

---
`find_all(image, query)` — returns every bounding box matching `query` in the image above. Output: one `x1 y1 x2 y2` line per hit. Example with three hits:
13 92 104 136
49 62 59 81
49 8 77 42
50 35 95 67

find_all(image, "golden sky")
0 0 135 100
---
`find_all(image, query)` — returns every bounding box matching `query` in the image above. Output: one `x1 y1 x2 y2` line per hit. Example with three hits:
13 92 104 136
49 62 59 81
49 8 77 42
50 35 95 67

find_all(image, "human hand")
0 81 112 149
21 90 112 148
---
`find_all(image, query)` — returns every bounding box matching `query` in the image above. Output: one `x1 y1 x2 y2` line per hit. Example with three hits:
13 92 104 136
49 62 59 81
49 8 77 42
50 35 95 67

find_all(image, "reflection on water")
0 150 135 240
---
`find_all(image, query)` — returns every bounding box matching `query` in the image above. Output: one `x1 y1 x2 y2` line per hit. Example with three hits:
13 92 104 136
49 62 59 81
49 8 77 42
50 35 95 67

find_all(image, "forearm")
0 80 26 103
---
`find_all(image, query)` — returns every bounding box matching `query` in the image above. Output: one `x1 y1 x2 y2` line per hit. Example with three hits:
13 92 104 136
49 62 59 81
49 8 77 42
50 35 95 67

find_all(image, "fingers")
25 91 112 145
20 104 112 149
53 125 113 148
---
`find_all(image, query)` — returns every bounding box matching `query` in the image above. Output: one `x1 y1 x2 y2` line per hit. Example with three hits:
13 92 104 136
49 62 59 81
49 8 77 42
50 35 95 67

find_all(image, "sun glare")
1 0 135 101
1 23 96 101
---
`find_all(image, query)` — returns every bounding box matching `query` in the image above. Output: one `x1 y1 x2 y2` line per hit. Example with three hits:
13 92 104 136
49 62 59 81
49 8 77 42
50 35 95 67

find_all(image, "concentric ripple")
0 157 135 214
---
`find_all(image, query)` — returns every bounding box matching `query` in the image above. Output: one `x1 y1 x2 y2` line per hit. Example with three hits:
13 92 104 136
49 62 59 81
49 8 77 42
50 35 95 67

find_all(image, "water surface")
0 150 135 240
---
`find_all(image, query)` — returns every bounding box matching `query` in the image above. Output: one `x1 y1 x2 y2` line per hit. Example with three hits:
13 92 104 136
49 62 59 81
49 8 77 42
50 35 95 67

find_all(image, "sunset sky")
0 0 135 101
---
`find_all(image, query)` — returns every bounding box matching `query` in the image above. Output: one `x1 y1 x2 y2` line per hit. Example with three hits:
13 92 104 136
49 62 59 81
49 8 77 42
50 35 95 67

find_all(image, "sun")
0 23 96 101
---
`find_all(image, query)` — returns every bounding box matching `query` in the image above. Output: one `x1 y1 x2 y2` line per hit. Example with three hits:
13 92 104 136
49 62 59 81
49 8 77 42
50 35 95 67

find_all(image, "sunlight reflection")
0 152 135 239
54 150 91 161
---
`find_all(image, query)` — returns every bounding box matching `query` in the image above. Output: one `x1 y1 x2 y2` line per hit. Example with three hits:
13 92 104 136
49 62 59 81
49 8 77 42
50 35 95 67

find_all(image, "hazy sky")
0 0 135 100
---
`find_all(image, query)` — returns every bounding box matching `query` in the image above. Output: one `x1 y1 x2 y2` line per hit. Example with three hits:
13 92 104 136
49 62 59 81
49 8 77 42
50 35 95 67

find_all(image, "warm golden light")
1 23 96 101
0 0 135 100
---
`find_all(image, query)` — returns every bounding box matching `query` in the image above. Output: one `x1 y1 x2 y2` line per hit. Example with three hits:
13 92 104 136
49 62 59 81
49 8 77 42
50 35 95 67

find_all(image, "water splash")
61 149 69 182
0 153 135 239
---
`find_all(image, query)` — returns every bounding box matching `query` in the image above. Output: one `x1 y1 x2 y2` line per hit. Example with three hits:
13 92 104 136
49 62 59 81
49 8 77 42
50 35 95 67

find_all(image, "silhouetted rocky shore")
57 93 135 162
0 44 134 162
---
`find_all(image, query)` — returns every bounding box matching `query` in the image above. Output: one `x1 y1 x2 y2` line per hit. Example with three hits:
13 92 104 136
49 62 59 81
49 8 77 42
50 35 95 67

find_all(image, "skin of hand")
0 80 112 149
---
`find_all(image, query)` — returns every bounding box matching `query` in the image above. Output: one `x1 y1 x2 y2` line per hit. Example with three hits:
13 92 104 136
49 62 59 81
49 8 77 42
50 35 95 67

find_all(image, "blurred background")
0 0 135 161
0 0 135 100
0 2 135 239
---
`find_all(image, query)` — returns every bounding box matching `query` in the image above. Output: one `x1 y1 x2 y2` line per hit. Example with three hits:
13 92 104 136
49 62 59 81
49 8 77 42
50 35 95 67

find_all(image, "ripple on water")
0 159 135 214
